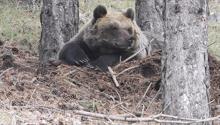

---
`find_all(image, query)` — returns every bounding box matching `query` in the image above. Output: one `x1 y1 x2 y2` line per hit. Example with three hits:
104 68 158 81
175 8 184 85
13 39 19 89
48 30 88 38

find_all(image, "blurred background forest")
0 0 219 59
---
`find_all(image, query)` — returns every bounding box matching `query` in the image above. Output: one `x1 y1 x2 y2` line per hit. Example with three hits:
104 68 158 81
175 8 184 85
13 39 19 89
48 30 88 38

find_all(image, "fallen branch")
9 104 220 124
114 113 134 118
72 110 220 124
108 66 120 87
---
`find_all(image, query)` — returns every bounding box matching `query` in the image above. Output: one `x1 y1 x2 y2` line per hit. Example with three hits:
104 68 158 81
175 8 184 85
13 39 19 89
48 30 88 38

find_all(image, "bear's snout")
128 37 134 45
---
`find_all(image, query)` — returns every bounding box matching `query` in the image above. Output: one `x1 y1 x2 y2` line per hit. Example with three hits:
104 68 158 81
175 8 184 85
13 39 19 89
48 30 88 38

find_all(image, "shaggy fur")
59 5 149 70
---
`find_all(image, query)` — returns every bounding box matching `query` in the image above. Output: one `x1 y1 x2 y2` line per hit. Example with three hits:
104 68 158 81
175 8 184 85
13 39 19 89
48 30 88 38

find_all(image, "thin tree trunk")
162 0 211 123
135 0 164 53
135 0 164 34
39 0 79 73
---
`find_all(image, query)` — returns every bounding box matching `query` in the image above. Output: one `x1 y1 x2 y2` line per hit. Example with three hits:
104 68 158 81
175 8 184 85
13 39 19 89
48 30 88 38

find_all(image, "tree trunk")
135 0 164 35
135 0 164 53
162 0 211 123
39 0 79 72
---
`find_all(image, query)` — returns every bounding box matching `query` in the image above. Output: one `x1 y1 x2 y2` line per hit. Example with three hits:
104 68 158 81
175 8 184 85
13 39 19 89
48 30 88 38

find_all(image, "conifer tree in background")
39 0 79 73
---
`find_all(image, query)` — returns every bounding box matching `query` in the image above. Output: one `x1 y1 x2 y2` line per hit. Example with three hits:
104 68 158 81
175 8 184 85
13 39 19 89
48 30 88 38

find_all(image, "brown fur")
59 5 149 71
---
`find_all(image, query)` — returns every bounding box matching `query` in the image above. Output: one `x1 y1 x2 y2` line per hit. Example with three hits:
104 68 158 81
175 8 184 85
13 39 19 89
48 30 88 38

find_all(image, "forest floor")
0 1 220 124
0 42 220 125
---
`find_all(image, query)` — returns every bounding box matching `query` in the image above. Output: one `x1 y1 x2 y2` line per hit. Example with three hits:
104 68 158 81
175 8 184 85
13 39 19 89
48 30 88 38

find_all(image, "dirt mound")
69 52 161 100
0 45 220 124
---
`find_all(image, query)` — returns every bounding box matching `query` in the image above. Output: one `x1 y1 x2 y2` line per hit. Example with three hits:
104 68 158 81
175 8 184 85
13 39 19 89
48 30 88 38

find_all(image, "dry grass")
0 3 41 53
208 22 220 59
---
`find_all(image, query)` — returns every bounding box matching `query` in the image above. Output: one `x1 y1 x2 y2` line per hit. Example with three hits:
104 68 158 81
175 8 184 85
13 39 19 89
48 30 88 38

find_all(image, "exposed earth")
0 43 220 124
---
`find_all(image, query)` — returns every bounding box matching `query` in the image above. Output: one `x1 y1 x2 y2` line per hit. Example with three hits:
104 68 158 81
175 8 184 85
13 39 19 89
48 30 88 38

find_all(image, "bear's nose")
128 37 134 46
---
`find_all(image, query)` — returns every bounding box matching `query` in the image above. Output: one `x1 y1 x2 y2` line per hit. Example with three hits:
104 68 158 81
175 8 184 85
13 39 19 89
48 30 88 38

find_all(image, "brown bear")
58 5 149 70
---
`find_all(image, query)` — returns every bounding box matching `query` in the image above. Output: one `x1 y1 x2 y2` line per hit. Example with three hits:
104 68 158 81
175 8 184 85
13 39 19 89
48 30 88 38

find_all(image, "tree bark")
39 0 79 72
135 0 164 53
162 0 211 123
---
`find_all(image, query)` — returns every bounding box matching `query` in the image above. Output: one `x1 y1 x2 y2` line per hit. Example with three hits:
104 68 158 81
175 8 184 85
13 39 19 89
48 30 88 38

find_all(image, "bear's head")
83 5 138 55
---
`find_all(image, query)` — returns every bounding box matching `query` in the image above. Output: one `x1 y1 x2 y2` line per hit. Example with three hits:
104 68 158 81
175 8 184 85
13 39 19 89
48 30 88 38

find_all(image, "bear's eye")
127 27 133 34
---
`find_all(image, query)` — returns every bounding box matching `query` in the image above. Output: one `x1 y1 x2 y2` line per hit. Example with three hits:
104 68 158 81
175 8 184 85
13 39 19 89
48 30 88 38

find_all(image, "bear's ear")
93 5 107 20
124 8 134 21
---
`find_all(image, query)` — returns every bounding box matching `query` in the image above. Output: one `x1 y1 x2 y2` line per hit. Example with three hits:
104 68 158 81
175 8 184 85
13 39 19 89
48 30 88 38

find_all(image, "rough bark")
39 0 79 72
162 0 211 123
135 0 164 53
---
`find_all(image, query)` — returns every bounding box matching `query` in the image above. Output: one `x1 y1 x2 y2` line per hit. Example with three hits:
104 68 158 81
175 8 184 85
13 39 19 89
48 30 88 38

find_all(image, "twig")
108 66 119 87
141 104 145 117
114 38 155 68
27 85 38 105
208 99 215 104
161 101 171 113
208 41 217 47
119 104 137 118
63 70 76 77
146 87 161 112
111 87 121 102
109 102 137 118
66 78 82 86
116 65 139 77
105 117 114 124
0 67 13 78
135 82 152 110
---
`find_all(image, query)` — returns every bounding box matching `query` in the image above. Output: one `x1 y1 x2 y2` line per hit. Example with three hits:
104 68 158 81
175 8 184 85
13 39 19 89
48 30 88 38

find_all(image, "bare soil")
0 43 219 124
